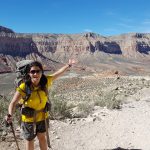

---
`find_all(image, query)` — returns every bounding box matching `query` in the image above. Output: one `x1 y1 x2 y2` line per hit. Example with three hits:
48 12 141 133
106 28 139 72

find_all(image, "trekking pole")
10 122 20 150
44 115 51 148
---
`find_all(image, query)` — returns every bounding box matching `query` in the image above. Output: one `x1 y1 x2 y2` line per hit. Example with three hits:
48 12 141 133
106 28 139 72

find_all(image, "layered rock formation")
0 26 150 73
0 26 14 33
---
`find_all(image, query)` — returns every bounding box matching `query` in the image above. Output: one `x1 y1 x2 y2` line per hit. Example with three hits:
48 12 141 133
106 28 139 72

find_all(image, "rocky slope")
1 26 150 73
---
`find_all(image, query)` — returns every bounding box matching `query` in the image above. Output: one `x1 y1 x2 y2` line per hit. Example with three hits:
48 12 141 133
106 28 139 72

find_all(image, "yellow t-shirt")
16 75 54 122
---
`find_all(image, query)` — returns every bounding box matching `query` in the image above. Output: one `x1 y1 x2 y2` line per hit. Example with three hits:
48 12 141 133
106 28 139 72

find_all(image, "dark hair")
26 61 47 92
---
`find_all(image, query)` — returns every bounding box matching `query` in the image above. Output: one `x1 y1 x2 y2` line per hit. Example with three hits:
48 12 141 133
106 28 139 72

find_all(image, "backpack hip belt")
21 107 46 118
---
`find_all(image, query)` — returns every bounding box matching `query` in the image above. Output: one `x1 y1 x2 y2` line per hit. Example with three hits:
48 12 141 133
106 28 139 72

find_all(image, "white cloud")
117 23 134 28
103 28 118 32
83 29 93 32
137 26 150 33
142 19 150 24
120 18 133 23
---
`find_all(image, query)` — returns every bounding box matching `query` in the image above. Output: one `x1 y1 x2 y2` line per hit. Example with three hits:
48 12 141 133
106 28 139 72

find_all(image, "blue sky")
1 0 150 36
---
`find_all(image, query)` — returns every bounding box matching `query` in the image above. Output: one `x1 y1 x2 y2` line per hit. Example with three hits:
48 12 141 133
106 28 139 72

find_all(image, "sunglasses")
30 70 42 74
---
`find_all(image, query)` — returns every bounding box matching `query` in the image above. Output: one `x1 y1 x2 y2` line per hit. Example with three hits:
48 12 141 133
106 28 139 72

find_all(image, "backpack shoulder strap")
23 82 32 104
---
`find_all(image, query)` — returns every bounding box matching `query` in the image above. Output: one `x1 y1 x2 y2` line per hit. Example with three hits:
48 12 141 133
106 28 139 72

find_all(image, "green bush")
50 91 73 119
76 102 93 118
94 92 122 109
0 95 10 122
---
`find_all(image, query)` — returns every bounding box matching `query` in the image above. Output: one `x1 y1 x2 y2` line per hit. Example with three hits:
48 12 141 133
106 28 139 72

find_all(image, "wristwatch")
68 64 72 68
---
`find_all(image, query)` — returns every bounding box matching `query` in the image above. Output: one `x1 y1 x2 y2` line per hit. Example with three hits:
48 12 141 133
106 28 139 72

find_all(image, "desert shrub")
50 91 73 119
94 98 106 108
0 94 22 128
77 102 94 118
0 95 10 122
94 92 122 109
49 90 95 119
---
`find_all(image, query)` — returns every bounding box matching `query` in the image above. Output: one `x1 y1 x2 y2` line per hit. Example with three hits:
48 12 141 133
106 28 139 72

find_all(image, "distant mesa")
0 26 15 33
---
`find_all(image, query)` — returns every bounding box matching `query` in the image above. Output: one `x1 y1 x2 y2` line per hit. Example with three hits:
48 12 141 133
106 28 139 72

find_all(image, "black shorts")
21 120 47 141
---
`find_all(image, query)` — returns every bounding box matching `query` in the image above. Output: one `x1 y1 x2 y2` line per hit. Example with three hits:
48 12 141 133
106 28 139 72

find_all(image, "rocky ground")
1 71 150 150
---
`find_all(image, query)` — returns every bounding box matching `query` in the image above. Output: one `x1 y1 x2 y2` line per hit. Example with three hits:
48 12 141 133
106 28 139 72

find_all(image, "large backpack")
14 60 34 87
14 60 34 102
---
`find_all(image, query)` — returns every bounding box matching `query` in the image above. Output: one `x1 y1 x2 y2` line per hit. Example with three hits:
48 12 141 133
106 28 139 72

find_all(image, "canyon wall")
0 26 150 73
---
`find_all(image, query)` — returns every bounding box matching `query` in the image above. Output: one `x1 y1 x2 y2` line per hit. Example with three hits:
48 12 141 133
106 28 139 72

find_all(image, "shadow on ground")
111 147 141 150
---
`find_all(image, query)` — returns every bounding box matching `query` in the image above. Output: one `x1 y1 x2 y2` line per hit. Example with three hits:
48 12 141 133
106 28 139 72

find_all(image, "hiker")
5 59 75 150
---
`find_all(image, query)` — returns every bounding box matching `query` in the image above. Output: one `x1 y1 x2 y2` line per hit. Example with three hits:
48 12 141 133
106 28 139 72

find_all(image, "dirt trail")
48 99 150 150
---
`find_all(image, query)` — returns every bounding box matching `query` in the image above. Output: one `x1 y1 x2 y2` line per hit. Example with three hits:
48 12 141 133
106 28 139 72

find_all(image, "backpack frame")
14 60 34 87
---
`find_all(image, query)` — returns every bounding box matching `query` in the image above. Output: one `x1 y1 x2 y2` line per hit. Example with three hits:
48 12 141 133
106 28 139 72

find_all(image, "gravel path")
49 98 150 150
